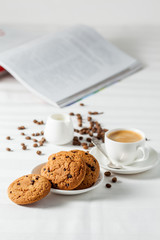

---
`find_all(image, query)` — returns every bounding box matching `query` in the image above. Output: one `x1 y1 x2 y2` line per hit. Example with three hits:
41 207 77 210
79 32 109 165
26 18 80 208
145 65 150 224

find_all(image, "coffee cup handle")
135 146 149 163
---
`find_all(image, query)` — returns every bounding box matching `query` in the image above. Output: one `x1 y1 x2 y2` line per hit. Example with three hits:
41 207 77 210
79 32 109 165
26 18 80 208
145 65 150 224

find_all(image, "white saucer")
31 163 104 195
90 144 160 174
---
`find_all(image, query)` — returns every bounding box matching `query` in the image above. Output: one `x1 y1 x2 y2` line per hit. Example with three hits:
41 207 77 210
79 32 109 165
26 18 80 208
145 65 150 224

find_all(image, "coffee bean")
79 136 83 140
67 174 72 178
21 132 25 135
33 139 38 142
33 143 38 148
33 119 37 123
36 150 42 155
22 145 27 150
106 183 111 188
80 103 84 106
112 177 117 183
32 133 35 136
36 133 40 136
104 171 111 177
87 116 92 121
6 148 11 151
6 136 11 140
25 136 31 140
86 137 91 142
69 112 74 116
41 131 44 135
18 126 25 130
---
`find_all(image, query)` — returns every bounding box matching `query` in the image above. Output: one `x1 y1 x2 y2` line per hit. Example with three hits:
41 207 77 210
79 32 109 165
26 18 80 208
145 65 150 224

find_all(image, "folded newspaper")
0 25 141 107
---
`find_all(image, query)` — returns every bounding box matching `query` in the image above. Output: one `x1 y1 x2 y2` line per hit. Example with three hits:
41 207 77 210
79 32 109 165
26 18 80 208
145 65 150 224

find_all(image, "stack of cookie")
8 150 100 205
41 150 100 190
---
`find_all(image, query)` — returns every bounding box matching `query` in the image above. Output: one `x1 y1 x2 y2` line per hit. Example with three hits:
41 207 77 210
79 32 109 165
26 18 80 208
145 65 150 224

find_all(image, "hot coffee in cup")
105 128 149 166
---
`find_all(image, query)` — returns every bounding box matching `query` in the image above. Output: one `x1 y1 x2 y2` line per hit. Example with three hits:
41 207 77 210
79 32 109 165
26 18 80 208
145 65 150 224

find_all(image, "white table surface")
0 26 160 240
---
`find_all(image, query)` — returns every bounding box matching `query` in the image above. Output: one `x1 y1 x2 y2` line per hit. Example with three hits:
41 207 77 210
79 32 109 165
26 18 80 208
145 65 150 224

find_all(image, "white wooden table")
0 26 160 240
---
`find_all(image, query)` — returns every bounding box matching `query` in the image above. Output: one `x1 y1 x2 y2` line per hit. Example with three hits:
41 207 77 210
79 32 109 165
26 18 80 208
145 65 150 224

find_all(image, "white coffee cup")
105 128 149 166
44 113 74 145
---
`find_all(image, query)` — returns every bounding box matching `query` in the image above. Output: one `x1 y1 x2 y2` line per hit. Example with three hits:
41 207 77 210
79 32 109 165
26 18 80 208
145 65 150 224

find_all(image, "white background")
0 0 160 26
0 1 160 240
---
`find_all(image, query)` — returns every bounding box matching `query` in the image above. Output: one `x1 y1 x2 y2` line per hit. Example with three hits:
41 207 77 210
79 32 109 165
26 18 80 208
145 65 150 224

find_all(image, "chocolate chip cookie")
41 151 86 190
8 174 51 205
71 150 100 189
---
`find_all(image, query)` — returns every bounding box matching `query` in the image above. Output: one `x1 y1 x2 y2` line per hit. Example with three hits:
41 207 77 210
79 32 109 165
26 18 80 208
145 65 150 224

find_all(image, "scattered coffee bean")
36 150 42 155
6 136 11 140
89 143 94 147
86 137 91 142
104 171 111 177
25 136 31 140
33 139 38 142
112 177 117 183
33 143 38 148
21 132 25 135
22 145 27 150
80 103 84 106
6 148 11 151
79 136 83 140
18 126 25 130
69 112 74 116
88 111 103 115
39 141 43 146
36 133 40 136
41 131 44 135
32 133 35 136
21 143 25 146
106 183 111 188
87 116 92 121
33 119 37 123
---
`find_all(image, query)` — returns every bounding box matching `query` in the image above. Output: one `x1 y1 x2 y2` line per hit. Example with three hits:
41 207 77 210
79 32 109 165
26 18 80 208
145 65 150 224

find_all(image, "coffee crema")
107 130 143 143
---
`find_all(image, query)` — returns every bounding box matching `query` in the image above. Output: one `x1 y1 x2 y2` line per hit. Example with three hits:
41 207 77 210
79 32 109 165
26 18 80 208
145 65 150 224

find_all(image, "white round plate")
31 163 104 195
90 144 160 174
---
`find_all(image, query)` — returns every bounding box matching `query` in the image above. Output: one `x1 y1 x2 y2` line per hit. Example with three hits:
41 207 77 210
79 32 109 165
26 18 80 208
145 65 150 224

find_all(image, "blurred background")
0 0 160 26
